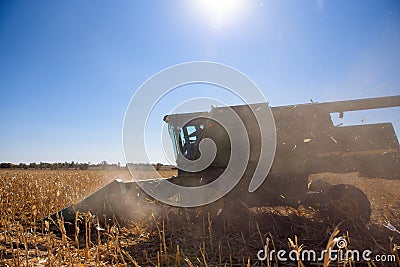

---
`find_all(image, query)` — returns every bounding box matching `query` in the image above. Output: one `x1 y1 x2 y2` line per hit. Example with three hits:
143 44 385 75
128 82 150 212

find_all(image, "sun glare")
192 0 249 29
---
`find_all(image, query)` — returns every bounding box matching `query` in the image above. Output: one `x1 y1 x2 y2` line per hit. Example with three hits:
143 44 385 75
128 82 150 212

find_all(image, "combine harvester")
52 95 400 224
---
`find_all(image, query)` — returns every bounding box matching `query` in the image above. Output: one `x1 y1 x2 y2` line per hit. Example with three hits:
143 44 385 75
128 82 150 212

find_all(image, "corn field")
0 170 399 266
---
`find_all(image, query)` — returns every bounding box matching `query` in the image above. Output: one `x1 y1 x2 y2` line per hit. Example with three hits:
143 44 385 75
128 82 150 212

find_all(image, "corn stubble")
0 169 399 266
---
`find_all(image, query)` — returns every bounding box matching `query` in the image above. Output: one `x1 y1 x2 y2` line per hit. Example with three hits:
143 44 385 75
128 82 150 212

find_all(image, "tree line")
0 161 122 170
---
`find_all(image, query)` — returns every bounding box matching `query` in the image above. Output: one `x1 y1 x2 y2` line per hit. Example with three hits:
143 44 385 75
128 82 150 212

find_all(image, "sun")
192 0 249 29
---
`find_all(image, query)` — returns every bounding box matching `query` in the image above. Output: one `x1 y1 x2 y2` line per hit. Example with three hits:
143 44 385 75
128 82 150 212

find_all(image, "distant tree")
0 163 14 168
101 161 107 170
79 163 89 170
29 162 36 169
155 163 163 171
18 163 27 169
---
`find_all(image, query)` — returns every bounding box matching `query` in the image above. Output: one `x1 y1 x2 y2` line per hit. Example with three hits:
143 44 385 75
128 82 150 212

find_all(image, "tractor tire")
326 184 371 223
302 179 332 207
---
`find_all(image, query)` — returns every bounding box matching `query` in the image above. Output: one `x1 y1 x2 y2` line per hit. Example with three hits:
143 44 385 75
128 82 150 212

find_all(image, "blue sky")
0 0 399 164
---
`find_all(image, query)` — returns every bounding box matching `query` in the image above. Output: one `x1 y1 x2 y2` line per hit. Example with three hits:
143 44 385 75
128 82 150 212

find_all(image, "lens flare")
192 0 248 29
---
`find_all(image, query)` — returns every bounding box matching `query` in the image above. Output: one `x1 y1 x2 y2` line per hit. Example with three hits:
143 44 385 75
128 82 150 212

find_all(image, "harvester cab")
52 95 400 224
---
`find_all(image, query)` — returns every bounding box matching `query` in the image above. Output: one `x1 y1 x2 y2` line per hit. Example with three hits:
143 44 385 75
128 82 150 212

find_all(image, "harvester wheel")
326 184 371 223
309 179 332 192
302 179 332 207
